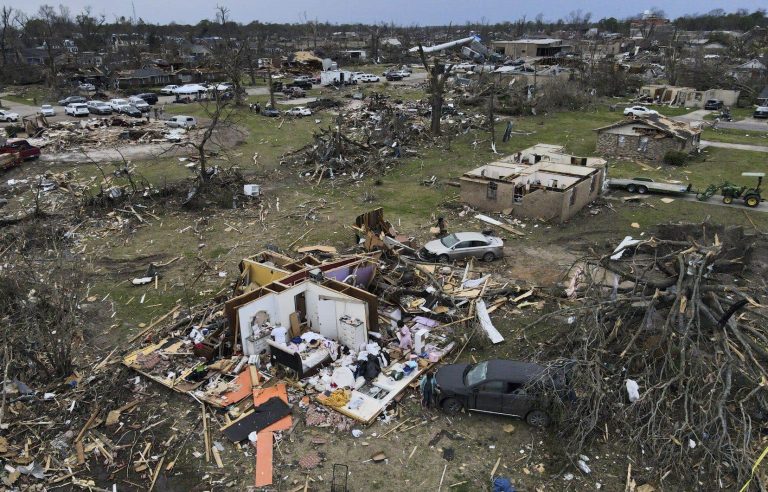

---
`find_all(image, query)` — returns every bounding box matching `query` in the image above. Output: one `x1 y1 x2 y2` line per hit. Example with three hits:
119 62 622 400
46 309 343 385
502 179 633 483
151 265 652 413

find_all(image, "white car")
165 115 197 128
65 103 90 117
160 85 179 95
358 74 381 83
286 106 312 117
79 83 96 91
128 96 150 112
40 105 56 117
624 105 659 117
109 98 129 111
0 110 19 122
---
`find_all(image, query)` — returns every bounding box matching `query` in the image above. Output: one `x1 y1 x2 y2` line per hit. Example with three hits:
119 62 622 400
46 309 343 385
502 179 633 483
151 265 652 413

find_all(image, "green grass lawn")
703 106 755 121
702 128 768 145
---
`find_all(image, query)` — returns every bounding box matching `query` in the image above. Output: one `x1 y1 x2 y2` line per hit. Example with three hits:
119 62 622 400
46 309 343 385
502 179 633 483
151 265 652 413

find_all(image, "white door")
318 298 338 340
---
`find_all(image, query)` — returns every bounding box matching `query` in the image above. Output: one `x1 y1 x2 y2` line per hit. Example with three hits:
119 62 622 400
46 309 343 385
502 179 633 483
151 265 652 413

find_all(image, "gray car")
420 232 504 263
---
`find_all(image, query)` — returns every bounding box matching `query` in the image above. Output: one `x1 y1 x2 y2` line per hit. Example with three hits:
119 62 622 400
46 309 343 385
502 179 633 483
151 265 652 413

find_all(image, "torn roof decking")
593 115 701 141
462 160 599 192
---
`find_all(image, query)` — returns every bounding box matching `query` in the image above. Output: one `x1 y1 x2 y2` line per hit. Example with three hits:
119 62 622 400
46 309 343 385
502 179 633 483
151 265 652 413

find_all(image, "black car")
290 80 312 90
704 99 723 110
136 93 159 105
435 359 568 427
385 72 403 81
120 105 142 118
58 95 87 106
261 108 280 117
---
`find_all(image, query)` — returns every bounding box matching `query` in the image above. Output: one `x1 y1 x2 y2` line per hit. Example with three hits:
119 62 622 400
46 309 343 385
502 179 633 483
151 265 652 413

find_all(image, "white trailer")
320 70 354 86
607 177 691 195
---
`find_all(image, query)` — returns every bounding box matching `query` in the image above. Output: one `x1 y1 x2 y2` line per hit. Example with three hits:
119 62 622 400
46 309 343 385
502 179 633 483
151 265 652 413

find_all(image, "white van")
165 115 197 129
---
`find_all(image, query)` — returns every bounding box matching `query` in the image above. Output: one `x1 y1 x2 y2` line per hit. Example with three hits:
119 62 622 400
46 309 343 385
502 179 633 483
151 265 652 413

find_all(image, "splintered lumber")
148 456 165 492
201 403 211 463
475 300 504 344
128 304 182 343
474 214 524 236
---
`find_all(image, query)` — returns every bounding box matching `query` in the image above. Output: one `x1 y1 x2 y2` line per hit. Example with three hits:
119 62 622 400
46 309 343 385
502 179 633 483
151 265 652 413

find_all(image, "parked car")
284 87 306 98
623 105 659 117
109 98 130 111
285 106 311 117
128 96 151 112
704 99 723 110
420 232 503 263
165 115 197 128
753 106 768 119
87 101 112 115
261 108 280 117
290 79 313 90
0 110 19 122
0 139 41 162
58 95 87 106
160 85 179 95
64 103 90 117
384 72 404 81
135 92 159 105
78 83 96 91
39 105 56 117
358 73 380 83
394 70 411 78
435 359 569 427
116 104 142 118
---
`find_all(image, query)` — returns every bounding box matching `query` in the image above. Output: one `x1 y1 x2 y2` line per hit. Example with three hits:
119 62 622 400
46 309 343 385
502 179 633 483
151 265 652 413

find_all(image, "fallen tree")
536 223 768 488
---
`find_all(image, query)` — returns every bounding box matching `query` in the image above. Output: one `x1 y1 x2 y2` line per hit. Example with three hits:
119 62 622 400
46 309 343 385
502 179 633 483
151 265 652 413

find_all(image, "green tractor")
696 172 764 208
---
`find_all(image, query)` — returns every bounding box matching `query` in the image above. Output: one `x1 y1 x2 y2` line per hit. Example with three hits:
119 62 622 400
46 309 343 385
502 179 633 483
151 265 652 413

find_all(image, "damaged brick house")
460 145 606 223
594 116 701 161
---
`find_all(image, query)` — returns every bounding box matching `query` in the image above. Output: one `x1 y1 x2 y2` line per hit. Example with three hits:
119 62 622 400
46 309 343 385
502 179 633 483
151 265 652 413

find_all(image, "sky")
4 0 766 25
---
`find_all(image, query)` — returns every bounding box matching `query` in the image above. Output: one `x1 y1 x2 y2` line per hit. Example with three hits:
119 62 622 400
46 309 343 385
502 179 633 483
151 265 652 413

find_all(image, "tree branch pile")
539 222 768 488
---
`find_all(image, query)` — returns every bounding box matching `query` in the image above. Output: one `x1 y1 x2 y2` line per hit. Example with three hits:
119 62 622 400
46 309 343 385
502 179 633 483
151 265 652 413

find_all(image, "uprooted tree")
534 223 768 488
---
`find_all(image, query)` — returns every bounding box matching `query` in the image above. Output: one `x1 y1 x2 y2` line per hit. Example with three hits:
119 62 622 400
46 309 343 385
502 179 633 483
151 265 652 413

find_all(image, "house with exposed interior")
594 116 701 162
490 39 572 59
460 145 607 223
640 84 740 108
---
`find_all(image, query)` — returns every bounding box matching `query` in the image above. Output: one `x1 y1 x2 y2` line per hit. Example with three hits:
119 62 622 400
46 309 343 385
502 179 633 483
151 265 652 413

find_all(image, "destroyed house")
116 67 172 88
460 147 605 223
490 39 571 59
594 116 701 162
640 84 740 108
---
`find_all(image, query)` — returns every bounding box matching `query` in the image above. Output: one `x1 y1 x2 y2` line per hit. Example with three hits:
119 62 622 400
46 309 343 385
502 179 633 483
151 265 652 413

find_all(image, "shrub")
663 150 688 166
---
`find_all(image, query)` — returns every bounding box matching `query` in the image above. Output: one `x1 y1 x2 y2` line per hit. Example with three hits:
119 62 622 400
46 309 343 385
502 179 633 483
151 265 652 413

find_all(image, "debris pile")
539 222 768 487
25 118 198 152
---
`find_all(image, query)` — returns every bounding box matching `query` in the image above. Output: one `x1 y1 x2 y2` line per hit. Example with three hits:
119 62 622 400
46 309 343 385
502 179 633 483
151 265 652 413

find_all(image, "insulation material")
475 299 504 344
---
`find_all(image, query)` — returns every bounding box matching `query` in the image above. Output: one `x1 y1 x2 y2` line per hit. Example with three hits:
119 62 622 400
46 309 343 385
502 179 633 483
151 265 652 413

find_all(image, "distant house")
460 145 606 223
640 84 740 108
116 67 172 88
758 85 768 106
729 59 767 81
490 39 571 58
594 116 701 162
340 49 367 61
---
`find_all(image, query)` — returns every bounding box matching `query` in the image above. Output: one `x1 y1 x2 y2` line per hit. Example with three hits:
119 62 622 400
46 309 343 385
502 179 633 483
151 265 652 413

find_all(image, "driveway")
701 140 768 153
672 109 768 132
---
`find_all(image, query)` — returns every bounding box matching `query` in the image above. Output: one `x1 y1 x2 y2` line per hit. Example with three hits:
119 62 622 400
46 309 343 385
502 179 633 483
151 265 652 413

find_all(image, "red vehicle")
0 139 41 170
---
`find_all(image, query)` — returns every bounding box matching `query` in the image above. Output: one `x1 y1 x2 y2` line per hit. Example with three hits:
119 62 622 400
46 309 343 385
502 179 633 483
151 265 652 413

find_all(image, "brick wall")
596 132 690 161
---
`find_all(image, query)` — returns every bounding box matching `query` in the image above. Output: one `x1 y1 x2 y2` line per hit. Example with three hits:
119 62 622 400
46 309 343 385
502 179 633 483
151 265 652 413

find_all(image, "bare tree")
0 7 18 67
418 45 454 136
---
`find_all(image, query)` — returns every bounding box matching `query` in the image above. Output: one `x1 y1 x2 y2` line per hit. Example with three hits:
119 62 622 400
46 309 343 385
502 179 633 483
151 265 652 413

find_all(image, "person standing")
437 217 448 237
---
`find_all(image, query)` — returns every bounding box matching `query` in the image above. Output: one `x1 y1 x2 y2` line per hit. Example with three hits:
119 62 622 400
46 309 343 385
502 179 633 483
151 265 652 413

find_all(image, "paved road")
701 140 768 153
673 109 768 132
